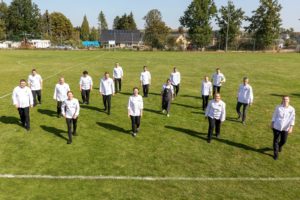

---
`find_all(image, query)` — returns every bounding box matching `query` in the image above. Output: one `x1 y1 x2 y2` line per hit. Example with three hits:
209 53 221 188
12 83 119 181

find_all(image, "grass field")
0 50 300 199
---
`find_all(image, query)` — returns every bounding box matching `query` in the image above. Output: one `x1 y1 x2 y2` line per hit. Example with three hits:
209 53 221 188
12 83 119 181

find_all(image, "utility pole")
225 0 232 52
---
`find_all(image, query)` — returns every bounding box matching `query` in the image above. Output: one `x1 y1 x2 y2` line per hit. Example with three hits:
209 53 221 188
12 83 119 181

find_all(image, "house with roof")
100 30 143 48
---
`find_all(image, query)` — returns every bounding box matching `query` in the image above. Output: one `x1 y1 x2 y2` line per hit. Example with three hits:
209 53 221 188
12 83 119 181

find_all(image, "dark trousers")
236 102 249 122
208 117 221 141
81 89 91 104
114 78 122 93
162 98 171 113
273 129 288 158
172 84 180 96
213 86 221 95
66 118 78 142
130 116 141 133
18 107 30 130
102 95 112 114
142 84 149 97
32 90 41 106
202 95 209 111
57 101 63 116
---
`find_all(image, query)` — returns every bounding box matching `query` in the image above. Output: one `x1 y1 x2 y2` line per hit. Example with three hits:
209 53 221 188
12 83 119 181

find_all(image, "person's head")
243 77 249 85
104 72 110 79
143 66 147 72
115 62 119 67
166 79 171 85
32 69 37 76
214 93 221 102
216 68 220 74
204 76 209 82
133 87 139 96
83 70 88 77
59 77 65 84
173 67 177 73
67 91 74 100
282 95 290 107
19 79 26 88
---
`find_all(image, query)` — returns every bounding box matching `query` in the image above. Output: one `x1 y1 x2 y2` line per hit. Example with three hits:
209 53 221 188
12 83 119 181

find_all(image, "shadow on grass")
172 102 200 109
291 93 300 97
143 108 163 115
38 109 57 117
0 116 20 125
120 92 132 96
96 122 130 134
181 94 201 99
271 93 300 98
40 125 68 141
149 92 161 96
81 105 104 112
165 125 273 157
226 117 242 124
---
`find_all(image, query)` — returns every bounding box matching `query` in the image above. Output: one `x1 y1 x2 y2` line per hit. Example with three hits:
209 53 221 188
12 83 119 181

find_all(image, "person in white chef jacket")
79 70 93 104
128 87 144 137
271 96 295 160
170 67 181 97
12 79 34 131
211 68 226 95
201 76 212 111
236 77 253 125
113 62 123 93
140 66 151 97
28 69 43 106
61 91 80 144
53 77 70 117
205 93 226 143
100 72 115 115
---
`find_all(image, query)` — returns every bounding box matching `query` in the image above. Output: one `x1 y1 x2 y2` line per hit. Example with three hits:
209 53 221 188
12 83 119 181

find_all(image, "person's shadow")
143 108 163 115
165 125 273 157
81 105 104 112
38 109 57 117
0 116 23 127
40 125 68 141
96 122 130 134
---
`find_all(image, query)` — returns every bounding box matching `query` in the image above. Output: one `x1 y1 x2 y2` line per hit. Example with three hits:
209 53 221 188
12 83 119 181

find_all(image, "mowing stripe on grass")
0 52 107 99
0 174 300 181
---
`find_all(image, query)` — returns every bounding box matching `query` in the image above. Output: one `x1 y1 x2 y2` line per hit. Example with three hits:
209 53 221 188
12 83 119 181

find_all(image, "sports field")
0 50 299 199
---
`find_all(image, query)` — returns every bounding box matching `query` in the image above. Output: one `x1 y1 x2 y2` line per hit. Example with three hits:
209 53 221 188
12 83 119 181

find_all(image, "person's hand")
112 93 115 96
63 115 66 118
128 114 130 118
30 105 33 108
270 123 273 129
15 104 18 109
288 127 293 134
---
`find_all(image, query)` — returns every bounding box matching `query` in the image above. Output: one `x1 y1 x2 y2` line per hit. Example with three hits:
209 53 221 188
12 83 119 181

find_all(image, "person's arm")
140 96 144 117
53 86 57 100
90 77 93 91
61 101 66 118
73 100 80 119
111 79 115 95
79 77 82 91
128 98 131 118
249 86 254 105
27 76 31 88
209 83 213 96
121 68 124 79
222 74 226 83
12 88 18 108
205 101 211 117
40 76 43 90
148 72 151 85
221 102 226 122
271 107 277 129
288 109 295 133
29 88 34 107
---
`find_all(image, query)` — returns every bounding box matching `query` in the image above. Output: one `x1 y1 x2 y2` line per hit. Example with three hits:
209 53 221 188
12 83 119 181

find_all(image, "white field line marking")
0 52 107 99
0 174 300 181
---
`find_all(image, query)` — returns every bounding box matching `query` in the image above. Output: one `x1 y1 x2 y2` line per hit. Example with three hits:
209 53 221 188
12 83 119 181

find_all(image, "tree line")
0 0 288 50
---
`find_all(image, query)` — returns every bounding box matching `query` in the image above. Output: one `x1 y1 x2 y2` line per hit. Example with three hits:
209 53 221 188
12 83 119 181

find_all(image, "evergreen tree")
180 0 217 49
128 12 137 30
6 0 41 40
98 11 108 30
143 9 170 49
41 10 51 39
0 0 8 40
90 27 99 41
113 12 137 30
80 15 90 41
245 0 282 50
216 1 244 50
113 16 120 30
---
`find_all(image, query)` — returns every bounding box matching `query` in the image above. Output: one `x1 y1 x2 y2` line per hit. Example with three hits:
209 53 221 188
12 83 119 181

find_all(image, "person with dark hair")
211 68 226 95
205 93 226 143
79 70 93 104
113 62 123 93
271 96 295 160
28 69 43 106
128 87 143 137
161 79 174 117
61 91 80 144
140 66 151 97
12 79 33 131
53 77 70 118
170 67 181 97
100 72 115 115
201 76 212 111
236 77 253 125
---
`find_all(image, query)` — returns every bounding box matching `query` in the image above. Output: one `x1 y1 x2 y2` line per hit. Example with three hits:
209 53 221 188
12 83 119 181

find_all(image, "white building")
0 41 21 49
30 40 51 48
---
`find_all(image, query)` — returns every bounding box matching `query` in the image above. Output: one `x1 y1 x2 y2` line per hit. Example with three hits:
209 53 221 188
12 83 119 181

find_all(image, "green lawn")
0 50 300 199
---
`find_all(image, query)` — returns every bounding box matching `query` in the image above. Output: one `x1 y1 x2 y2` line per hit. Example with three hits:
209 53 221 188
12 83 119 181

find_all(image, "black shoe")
26 128 30 132
67 140 72 144
207 139 211 143
107 112 110 115
273 155 278 160
216 134 220 138
131 132 137 137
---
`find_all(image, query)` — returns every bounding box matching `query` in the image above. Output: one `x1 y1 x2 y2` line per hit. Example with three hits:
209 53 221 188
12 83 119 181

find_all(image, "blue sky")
3 0 300 31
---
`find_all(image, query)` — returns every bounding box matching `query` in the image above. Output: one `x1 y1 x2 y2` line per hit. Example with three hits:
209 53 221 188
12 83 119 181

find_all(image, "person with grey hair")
236 77 254 125
271 96 295 160
161 79 174 117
